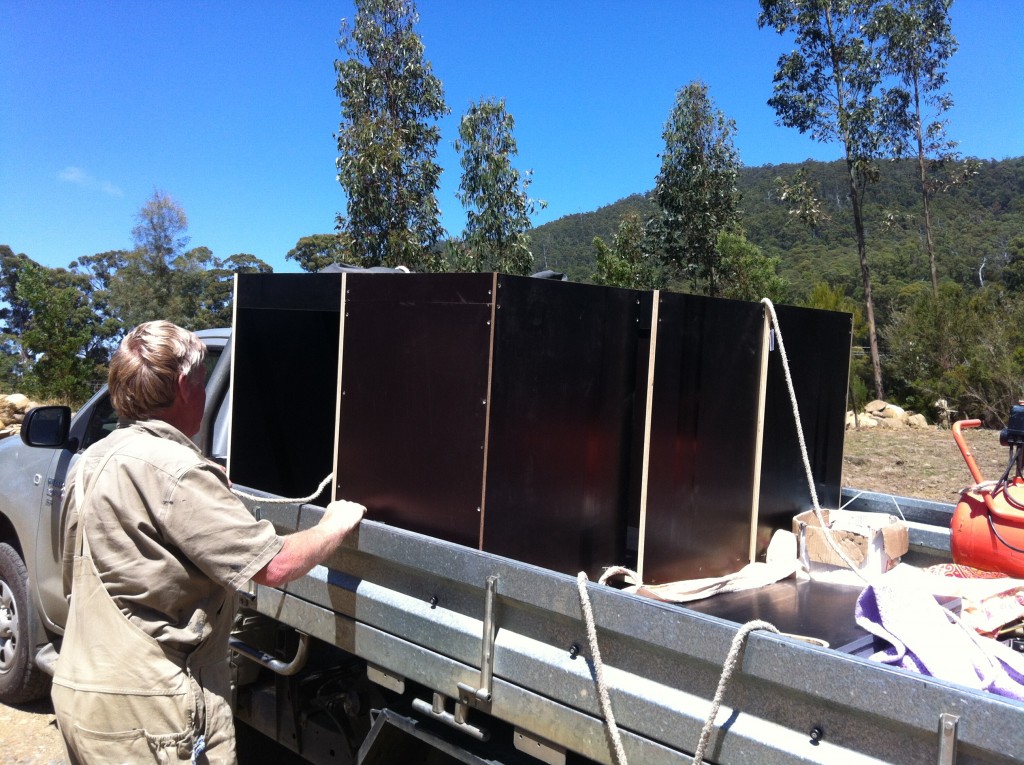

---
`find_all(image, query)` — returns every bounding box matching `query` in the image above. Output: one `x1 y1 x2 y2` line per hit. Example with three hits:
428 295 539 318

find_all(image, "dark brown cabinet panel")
641 294 765 584
230 273 851 583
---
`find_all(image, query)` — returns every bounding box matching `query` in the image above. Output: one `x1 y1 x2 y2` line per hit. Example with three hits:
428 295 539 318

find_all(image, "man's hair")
109 321 207 421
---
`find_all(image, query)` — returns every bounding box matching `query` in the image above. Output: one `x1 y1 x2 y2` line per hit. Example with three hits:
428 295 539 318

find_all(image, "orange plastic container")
949 419 1024 577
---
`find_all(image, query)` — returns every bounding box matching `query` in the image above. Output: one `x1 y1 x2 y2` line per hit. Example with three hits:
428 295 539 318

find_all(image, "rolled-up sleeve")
158 462 284 590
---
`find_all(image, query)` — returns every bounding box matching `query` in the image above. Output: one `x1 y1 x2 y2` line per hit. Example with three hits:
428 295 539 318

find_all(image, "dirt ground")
0 697 64 764
842 423 1011 503
1 424 1013 762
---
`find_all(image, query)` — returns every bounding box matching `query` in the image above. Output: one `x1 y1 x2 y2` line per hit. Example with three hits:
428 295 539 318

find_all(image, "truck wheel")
0 542 51 703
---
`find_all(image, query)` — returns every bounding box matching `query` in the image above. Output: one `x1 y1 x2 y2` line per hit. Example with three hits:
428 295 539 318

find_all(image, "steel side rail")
244 496 1024 765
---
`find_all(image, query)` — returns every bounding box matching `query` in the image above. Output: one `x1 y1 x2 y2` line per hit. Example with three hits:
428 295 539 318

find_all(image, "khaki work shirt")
62 419 283 654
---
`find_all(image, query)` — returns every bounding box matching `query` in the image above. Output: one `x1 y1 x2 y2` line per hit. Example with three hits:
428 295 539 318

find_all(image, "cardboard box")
793 509 909 573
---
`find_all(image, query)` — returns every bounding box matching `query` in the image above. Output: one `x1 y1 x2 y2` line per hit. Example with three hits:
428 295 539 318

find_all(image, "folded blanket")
608 530 799 603
855 570 1024 701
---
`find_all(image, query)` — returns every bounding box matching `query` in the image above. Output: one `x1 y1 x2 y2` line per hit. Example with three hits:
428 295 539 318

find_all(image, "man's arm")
252 500 365 588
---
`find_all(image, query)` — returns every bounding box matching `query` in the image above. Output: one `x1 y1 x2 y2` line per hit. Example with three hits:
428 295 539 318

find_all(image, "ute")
2 275 1022 764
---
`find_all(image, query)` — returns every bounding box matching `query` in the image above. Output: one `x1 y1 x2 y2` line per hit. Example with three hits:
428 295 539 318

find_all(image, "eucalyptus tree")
335 0 448 270
132 189 189 305
101 193 268 332
455 98 542 276
653 81 740 297
717 231 788 303
871 0 958 299
758 0 900 400
107 190 190 329
286 233 350 273
592 212 663 290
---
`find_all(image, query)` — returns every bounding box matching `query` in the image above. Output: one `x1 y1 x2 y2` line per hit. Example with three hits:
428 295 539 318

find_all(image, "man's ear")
177 373 194 402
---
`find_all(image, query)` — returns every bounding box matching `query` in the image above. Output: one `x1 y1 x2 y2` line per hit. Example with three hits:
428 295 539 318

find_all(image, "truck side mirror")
21 406 74 449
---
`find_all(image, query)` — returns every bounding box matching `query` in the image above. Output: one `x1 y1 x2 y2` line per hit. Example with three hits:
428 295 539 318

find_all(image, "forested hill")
530 157 1024 306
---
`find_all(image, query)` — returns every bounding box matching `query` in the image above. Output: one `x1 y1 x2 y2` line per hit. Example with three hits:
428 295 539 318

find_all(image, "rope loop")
230 473 334 505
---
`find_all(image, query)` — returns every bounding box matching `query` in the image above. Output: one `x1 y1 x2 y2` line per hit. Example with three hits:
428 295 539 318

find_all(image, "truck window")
81 395 118 450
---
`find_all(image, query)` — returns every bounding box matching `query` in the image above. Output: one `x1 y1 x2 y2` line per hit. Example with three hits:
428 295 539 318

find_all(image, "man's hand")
253 499 366 588
322 499 366 542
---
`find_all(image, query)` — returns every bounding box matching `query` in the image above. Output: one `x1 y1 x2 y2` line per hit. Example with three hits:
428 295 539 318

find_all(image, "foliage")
653 81 740 296
804 281 863 328
69 250 132 357
884 284 1024 426
454 98 543 276
85 193 272 333
0 245 35 389
1000 237 1024 291
0 195 272 404
286 234 350 273
530 194 658 281
129 189 189 316
871 0 958 298
774 168 831 230
109 190 190 329
758 0 910 401
16 262 103 404
528 158 1022 302
592 213 664 290
716 231 788 303
334 0 448 270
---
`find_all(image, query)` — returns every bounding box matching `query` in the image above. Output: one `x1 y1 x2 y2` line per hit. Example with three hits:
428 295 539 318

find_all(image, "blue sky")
2 1 1021 274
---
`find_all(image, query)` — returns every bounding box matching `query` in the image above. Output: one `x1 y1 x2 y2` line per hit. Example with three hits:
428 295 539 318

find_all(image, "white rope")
598 566 642 586
888 493 907 522
761 298 871 583
576 572 629 765
692 619 780 765
230 473 335 505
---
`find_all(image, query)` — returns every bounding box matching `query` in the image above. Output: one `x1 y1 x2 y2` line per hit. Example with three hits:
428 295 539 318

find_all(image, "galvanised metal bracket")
411 691 491 742
937 713 958 765
410 576 499 743
457 574 499 710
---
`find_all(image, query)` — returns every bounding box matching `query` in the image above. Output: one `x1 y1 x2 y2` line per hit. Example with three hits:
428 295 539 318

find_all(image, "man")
51 320 364 763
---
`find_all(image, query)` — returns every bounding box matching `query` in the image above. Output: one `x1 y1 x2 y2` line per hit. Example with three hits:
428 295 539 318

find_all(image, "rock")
877 416 905 429
857 416 879 428
875 403 907 420
5 393 29 411
908 413 929 429
864 399 887 414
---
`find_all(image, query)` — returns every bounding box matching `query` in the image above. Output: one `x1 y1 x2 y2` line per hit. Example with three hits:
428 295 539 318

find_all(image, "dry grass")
842 425 1012 503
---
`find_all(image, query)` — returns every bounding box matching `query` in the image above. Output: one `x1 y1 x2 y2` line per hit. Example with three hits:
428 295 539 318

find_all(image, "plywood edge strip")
332 272 349 503
749 306 771 563
478 273 499 551
635 290 660 582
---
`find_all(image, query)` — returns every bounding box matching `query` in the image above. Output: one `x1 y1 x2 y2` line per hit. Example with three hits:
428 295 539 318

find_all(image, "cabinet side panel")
642 294 763 583
481 278 648 576
230 273 343 502
756 304 851 556
335 274 492 548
